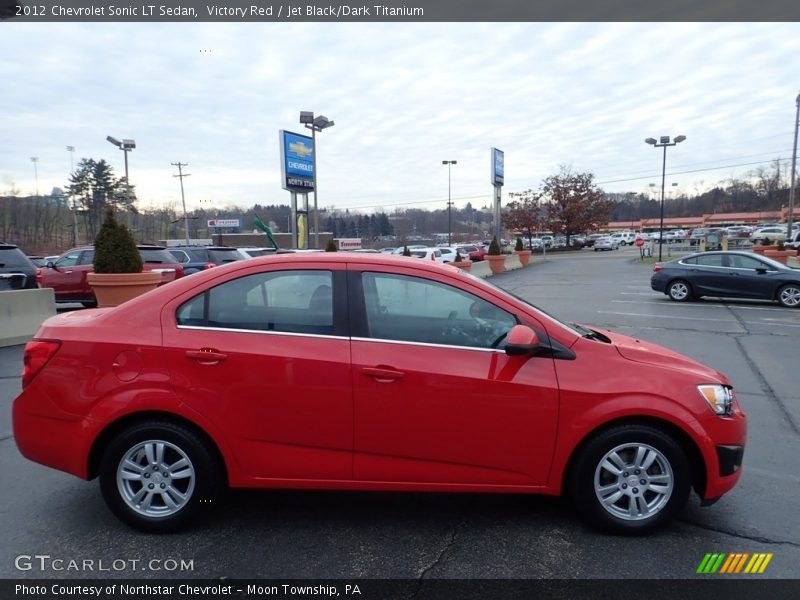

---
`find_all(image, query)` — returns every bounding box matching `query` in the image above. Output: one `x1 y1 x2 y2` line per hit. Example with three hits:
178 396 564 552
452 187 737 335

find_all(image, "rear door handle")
362 367 405 382
186 349 228 364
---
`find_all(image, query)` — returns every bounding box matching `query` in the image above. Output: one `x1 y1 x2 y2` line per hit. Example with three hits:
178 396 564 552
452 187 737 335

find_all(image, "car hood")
586 326 728 384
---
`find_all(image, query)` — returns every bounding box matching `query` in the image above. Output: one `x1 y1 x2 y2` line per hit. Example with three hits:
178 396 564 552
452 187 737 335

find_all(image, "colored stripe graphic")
698 552 772 574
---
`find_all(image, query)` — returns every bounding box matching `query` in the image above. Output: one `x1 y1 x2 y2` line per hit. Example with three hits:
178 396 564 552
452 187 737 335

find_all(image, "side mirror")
505 324 540 357
755 267 768 274
45 261 57 269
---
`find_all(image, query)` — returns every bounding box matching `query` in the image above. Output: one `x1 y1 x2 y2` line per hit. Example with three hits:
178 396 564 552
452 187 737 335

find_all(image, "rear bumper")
12 392 92 480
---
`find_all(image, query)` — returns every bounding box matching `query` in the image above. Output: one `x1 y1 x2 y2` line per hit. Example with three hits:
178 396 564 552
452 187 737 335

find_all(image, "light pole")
30 157 39 197
66 146 79 245
171 162 191 245
645 135 686 261
300 111 335 249
442 160 457 245
106 136 136 205
788 92 800 238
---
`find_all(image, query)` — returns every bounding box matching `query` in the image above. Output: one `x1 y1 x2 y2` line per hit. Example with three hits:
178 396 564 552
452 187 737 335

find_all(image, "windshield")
208 249 245 263
455 269 582 337
140 249 178 263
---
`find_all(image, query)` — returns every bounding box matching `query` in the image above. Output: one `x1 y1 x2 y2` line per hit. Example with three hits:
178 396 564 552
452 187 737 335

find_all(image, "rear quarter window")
0 248 34 268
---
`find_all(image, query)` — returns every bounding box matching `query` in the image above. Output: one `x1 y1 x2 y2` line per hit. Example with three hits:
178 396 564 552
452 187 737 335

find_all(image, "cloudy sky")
2 22 799 214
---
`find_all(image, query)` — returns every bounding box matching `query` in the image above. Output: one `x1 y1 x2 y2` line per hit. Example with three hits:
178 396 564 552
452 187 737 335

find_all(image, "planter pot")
453 260 472 272
513 250 532 267
87 272 162 307
752 245 778 255
763 250 795 265
486 254 506 274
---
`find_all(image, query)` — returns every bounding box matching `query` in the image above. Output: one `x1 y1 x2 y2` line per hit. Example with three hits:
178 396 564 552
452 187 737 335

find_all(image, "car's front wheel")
777 284 800 308
569 424 690 535
667 280 692 302
99 421 223 533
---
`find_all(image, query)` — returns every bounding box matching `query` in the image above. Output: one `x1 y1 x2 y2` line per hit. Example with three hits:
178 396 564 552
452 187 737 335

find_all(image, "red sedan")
37 245 184 306
13 254 746 534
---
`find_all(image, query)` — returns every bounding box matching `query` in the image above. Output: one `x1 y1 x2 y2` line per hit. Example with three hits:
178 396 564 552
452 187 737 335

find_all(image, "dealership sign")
336 238 362 250
207 219 240 228
491 147 504 186
280 130 315 193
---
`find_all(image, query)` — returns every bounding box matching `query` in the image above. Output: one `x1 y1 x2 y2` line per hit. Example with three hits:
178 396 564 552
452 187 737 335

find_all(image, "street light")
300 111 335 249
30 157 39 197
788 92 800 238
645 135 686 261
66 146 79 245
442 160 457 245
106 136 136 203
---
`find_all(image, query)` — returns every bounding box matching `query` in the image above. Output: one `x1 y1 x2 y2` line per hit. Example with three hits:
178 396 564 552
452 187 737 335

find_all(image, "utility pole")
172 162 191 245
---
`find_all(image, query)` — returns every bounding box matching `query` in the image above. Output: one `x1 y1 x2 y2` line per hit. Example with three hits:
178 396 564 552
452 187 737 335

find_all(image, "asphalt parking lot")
1 247 798 582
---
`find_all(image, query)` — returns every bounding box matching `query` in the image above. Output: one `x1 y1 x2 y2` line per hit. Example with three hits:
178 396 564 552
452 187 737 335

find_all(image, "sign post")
491 148 504 242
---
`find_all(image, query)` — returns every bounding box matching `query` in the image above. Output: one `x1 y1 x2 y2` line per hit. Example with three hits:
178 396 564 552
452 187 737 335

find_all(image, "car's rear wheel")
667 280 692 302
99 421 222 533
569 424 690 535
777 284 800 308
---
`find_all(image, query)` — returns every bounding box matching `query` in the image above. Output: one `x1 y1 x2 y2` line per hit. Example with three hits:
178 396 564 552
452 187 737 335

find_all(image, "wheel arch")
560 416 707 499
87 410 229 485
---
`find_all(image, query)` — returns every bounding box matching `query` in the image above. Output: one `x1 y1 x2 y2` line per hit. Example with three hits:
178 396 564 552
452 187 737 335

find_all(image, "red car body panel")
469 246 488 261
13 254 746 505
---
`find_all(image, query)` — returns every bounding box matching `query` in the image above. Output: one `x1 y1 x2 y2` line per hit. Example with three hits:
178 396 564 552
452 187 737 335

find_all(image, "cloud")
1 22 799 210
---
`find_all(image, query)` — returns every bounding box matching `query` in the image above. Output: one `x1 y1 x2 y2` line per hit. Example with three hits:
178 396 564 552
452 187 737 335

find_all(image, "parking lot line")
597 311 734 322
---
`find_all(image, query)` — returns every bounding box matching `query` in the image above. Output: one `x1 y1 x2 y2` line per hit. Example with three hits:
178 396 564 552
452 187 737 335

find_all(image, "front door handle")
186 349 228 364
362 366 405 382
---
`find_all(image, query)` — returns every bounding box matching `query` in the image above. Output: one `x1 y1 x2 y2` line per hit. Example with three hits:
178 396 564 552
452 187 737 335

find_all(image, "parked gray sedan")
651 251 800 307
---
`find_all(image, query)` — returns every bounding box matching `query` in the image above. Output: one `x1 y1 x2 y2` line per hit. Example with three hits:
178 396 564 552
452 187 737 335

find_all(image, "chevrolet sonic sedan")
651 250 800 307
13 253 746 534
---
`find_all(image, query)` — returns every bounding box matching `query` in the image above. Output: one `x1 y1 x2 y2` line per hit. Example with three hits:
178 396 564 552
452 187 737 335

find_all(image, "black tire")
777 283 800 308
667 279 692 302
568 424 690 535
99 421 223 533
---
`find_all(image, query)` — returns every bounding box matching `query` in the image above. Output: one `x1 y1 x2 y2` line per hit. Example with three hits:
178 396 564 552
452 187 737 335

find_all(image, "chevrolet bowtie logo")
289 142 313 158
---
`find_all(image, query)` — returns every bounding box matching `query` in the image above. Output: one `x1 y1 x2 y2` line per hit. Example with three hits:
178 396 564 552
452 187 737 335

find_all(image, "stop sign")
635 238 645 248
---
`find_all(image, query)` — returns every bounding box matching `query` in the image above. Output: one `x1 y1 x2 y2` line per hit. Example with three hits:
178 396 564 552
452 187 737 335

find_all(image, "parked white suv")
750 226 787 244
610 231 637 246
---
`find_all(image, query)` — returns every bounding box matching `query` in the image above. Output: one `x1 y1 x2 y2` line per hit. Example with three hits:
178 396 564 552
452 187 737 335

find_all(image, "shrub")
402 246 411 256
488 237 502 256
454 251 463 263
761 237 771 246
776 240 785 251
515 238 524 251
93 209 142 274
325 239 337 252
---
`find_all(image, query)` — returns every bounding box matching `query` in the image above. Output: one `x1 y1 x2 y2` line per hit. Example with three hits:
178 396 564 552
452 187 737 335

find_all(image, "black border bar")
4 579 800 600
3 0 800 22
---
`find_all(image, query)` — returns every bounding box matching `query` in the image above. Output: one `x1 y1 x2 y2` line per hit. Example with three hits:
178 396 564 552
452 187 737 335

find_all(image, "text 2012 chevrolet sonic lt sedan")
13 253 746 534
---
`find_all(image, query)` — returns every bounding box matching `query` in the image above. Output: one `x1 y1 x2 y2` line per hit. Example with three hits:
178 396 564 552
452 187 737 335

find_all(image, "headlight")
697 384 734 416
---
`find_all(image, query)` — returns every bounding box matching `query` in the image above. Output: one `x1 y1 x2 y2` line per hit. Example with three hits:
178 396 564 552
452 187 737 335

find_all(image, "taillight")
22 340 61 388
35 268 43 286
653 264 663 272
203 263 216 270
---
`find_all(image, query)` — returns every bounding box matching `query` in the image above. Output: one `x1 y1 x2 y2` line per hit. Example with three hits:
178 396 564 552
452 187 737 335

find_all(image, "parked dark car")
651 251 800 308
38 245 184 306
0 244 38 290
169 246 245 274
